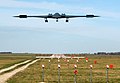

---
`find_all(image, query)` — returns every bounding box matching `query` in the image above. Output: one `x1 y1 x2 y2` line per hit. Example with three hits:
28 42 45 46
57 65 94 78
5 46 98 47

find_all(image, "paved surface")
0 59 39 83
36 54 85 59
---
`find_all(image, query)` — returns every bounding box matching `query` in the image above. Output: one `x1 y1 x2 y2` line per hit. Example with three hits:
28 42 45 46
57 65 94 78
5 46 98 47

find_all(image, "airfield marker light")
90 65 93 69
42 65 45 68
48 60 51 69
86 58 88 60
67 60 69 62
74 69 78 75
106 65 109 69
67 60 69 68
58 64 60 83
106 65 109 83
58 59 60 63
58 64 61 68
76 60 79 63
74 64 77 69
74 69 78 83
109 64 113 69
86 58 88 62
49 60 50 62
42 65 45 82
86 60 88 62
94 60 97 64
90 65 93 83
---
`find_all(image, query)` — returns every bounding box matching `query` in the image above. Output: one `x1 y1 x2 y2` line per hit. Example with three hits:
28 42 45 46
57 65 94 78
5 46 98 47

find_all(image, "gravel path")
0 59 39 83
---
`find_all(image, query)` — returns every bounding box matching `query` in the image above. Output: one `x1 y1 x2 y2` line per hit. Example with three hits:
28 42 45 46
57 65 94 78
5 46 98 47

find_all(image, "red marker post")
94 60 97 64
90 65 93 83
42 65 45 82
74 64 77 83
58 64 61 83
74 70 78 83
86 58 88 62
109 64 113 69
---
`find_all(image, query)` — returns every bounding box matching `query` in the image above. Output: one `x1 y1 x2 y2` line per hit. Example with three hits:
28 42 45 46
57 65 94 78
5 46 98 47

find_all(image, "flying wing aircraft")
14 13 99 22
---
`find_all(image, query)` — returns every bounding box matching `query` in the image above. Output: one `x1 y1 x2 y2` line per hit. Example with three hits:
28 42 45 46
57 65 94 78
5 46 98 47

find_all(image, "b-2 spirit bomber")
14 13 99 22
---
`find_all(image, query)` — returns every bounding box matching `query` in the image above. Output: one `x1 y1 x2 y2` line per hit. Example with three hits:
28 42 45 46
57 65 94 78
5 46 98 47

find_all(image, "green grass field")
0 54 35 69
7 55 120 83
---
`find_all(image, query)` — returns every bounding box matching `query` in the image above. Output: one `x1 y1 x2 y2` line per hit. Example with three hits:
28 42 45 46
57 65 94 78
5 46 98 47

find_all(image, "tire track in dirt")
0 59 39 83
0 60 31 74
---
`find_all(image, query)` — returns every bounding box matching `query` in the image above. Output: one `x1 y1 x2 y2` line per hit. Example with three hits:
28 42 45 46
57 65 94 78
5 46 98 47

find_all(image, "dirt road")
0 59 39 83
0 60 31 74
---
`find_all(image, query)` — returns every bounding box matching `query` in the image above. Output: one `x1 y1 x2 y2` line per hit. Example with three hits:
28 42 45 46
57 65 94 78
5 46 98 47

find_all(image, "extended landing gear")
66 19 69 22
45 18 48 22
66 18 69 22
56 18 58 22
45 20 48 22
44 18 69 22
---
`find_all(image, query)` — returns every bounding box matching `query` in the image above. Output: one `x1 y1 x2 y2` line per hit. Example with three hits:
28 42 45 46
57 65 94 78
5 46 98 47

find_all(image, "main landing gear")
45 18 48 22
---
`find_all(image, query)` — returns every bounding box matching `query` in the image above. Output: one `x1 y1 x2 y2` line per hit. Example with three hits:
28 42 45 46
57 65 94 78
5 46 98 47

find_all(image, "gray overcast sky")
0 0 120 53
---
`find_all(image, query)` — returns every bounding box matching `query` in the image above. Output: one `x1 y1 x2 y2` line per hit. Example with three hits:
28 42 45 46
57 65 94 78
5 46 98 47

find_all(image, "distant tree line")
35 54 52 56
0 52 12 54
65 54 86 56
94 52 120 55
